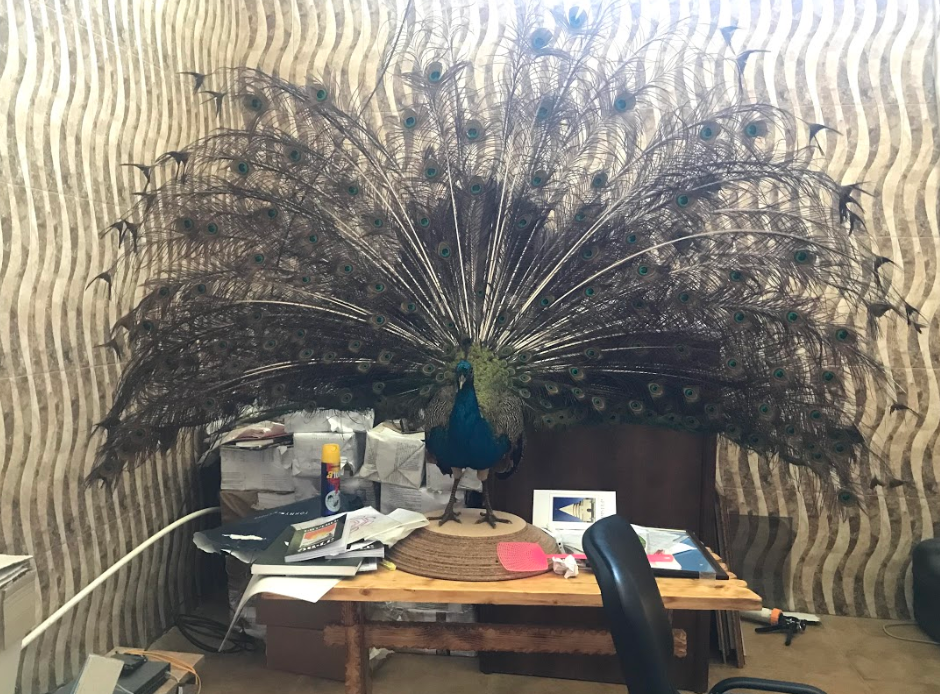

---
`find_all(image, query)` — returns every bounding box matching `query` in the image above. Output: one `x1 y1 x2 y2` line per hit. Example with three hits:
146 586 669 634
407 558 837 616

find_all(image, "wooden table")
267 565 761 694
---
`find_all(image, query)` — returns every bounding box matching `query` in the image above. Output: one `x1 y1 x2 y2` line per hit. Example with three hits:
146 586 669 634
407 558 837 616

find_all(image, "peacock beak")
458 374 467 389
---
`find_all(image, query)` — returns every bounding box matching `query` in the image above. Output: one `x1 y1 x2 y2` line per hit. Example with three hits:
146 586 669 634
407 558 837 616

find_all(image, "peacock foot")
430 507 462 525
476 509 511 528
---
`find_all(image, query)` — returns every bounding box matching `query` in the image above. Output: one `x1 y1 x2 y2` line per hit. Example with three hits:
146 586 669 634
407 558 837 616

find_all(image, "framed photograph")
532 489 617 531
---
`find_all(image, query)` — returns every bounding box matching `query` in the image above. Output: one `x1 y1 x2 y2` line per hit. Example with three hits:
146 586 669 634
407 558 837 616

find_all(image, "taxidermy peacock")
90 3 915 527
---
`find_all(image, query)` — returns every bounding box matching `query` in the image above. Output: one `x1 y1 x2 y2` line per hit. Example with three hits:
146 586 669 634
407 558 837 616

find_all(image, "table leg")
341 602 370 694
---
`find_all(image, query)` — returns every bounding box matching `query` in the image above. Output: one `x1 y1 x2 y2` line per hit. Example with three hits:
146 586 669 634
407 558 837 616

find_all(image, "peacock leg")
476 470 511 528
430 468 463 525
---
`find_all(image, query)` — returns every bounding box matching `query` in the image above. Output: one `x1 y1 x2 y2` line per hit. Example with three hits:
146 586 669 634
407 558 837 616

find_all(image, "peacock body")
90 3 913 520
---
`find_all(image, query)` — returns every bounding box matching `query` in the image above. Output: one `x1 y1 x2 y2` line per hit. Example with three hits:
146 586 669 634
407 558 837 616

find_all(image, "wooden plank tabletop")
267 567 762 611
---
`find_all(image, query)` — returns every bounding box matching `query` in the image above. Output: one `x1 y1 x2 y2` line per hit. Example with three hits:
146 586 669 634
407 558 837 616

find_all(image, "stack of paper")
251 507 428 578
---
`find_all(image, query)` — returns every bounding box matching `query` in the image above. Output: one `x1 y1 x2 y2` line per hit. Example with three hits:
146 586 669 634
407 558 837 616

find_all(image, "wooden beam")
324 622 687 658
341 602 370 694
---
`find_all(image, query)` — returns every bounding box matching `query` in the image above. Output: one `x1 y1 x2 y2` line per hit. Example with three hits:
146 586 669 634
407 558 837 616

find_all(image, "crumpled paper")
551 554 579 579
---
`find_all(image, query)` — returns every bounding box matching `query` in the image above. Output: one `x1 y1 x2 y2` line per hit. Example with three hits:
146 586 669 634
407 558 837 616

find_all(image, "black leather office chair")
583 516 826 694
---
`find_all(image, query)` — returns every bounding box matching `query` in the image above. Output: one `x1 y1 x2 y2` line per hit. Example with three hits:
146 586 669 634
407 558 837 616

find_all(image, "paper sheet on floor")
223 575 340 649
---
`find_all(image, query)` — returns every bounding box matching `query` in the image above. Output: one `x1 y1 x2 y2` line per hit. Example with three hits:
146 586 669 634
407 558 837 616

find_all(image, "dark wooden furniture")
483 423 718 693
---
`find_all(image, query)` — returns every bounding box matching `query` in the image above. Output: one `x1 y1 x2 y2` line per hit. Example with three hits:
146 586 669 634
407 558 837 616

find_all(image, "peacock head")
455 359 474 390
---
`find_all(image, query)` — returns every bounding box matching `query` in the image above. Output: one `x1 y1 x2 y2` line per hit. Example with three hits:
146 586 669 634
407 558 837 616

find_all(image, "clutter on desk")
496 542 586 575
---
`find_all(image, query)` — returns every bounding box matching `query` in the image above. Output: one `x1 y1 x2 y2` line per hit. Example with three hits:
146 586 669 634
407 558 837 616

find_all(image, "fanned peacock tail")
89 3 913 503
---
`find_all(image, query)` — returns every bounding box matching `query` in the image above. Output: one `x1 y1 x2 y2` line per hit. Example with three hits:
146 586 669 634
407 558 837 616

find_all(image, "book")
252 528 363 577
285 514 350 563
334 541 385 559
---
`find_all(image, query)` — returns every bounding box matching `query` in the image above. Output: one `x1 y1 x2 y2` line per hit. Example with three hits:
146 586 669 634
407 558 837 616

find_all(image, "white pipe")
21 506 220 649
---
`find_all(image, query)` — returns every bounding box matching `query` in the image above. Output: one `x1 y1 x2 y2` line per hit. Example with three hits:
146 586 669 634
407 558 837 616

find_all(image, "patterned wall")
0 1 211 691
0 1 937 690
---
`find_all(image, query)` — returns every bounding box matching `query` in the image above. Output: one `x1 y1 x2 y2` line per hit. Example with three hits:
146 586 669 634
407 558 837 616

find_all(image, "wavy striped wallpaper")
0 0 207 691
0 0 937 690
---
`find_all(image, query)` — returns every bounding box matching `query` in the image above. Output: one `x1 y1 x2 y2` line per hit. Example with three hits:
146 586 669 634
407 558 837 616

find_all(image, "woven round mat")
388 511 560 581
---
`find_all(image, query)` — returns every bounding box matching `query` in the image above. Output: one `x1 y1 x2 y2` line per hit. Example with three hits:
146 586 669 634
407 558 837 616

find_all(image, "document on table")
223 575 340 648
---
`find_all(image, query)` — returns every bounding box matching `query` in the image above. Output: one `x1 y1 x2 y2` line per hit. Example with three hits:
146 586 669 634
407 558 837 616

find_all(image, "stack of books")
251 506 427 578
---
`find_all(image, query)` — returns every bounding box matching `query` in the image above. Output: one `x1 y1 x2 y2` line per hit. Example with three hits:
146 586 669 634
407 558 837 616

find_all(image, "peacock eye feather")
794 249 811 263
729 270 743 281
675 193 691 207
626 234 637 244
470 183 483 195
418 217 430 227
267 207 278 219
425 165 438 179
426 62 444 83
583 286 595 297
404 115 416 128
568 6 587 27
591 171 608 188
531 169 548 187
437 242 452 258
581 245 597 260
823 370 836 382
538 295 554 307
516 217 530 229
745 123 759 137
726 358 739 368
613 92 637 112
773 368 787 380
733 311 746 323
307 233 319 245
243 94 265 112
347 184 359 196
196 283 207 294
235 161 250 175
810 409 822 420
206 223 219 235
315 88 328 102
637 265 650 276
288 148 302 162
835 328 850 341
699 125 716 140
530 28 553 50
372 217 384 228
180 217 195 230
786 311 800 323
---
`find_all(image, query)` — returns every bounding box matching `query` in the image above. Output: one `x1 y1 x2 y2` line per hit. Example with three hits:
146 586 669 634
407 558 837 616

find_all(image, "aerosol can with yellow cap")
320 443 342 516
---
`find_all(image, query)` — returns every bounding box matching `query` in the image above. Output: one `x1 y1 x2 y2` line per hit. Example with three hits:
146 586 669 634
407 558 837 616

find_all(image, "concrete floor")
151 612 940 694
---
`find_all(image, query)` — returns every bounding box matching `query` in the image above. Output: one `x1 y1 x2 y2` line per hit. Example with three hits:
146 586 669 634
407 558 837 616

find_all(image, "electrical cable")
22 507 220 649
173 614 260 654
882 621 939 645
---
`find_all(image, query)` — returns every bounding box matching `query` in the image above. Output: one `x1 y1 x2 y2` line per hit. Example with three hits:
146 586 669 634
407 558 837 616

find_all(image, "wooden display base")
388 511 559 581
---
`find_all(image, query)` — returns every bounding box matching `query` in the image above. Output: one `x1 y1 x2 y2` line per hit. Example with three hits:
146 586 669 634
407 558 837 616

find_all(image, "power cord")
882 621 939 646
174 614 260 654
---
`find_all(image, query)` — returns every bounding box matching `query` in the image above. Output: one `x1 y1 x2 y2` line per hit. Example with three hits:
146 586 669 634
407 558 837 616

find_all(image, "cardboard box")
256 597 343 630
265 626 346 680
280 409 374 434
220 445 294 492
425 462 483 493
359 424 425 489
379 483 462 515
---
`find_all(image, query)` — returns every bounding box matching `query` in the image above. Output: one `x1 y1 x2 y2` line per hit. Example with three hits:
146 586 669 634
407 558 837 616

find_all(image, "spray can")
320 443 342 516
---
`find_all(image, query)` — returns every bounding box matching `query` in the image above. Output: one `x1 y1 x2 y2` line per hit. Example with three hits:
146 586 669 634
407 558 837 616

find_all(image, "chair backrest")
583 515 678 694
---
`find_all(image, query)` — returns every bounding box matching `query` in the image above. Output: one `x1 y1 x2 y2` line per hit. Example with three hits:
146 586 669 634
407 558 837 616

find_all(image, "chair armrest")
710 676 827 694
